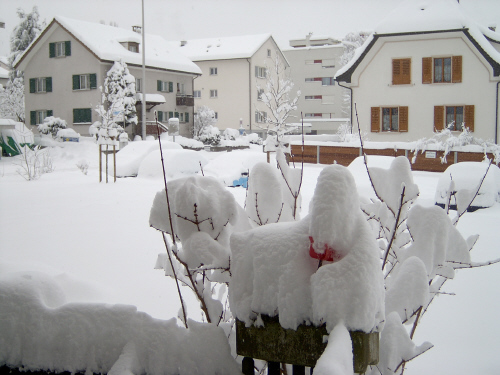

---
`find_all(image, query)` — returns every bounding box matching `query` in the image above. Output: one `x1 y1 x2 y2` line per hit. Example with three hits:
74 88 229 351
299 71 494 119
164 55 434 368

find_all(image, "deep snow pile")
230 165 385 333
0 270 239 375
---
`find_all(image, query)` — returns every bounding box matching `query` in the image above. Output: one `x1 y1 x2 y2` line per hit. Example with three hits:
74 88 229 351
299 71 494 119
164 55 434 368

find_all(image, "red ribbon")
309 236 342 262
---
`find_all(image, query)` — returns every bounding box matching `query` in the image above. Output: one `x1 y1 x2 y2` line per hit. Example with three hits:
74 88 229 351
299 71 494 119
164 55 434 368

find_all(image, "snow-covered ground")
0 139 499 374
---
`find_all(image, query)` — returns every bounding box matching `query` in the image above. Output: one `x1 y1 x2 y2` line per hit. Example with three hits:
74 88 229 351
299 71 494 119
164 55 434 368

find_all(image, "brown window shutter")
452 56 462 83
399 106 409 132
464 105 474 132
422 57 432 84
401 59 411 84
434 106 445 131
392 59 401 85
371 107 380 132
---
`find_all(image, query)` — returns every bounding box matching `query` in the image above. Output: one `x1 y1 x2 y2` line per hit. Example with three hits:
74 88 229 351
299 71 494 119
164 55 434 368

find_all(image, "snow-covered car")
434 162 500 211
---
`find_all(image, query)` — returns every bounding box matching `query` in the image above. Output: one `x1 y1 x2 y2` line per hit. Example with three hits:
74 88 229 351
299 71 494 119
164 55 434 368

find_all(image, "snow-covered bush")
14 145 54 181
193 105 217 140
198 125 221 146
38 116 67 139
222 128 239 141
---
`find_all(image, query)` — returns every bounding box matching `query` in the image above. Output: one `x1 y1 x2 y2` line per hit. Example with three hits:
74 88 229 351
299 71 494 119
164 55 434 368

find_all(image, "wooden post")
106 144 109 183
99 144 102 183
113 145 116 183
268 362 280 375
242 357 254 375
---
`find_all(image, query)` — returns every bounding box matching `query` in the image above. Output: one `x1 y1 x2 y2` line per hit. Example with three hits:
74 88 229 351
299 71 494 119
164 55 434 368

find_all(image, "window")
49 41 71 58
30 110 53 125
128 43 139 53
305 113 322 118
305 95 322 100
29 77 52 93
73 74 97 90
214 112 218 120
422 56 462 84
392 58 411 85
371 106 408 132
136 78 142 92
322 77 335 86
157 80 173 93
267 49 271 57
210 89 218 98
255 111 267 123
210 67 218 75
255 66 266 78
194 90 201 98
179 113 184 122
434 105 474 132
73 108 92 123
257 89 264 100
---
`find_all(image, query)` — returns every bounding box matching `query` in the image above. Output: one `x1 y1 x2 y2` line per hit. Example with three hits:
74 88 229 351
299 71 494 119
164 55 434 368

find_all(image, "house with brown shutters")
335 0 500 143
14 16 201 138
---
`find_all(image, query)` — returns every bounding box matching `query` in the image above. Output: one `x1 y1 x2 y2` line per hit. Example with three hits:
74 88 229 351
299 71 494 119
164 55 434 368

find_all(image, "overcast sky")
1 0 499 57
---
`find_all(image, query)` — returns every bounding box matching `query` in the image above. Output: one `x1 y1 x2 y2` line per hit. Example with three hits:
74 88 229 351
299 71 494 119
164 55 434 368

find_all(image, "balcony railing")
176 95 194 107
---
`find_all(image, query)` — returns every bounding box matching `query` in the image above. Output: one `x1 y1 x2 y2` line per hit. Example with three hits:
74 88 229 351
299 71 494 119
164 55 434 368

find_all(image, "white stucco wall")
350 32 499 142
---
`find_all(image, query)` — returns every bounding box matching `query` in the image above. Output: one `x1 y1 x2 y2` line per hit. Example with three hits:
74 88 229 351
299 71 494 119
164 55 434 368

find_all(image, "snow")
434 162 500 209
172 34 272 61
0 140 499 374
313 323 354 375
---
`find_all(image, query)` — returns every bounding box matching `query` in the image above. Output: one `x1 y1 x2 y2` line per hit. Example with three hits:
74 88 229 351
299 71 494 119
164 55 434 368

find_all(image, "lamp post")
141 0 146 140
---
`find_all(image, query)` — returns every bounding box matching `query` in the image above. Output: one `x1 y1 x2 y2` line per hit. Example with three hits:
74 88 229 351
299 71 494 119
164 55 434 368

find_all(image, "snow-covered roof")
15 16 201 75
336 0 500 82
171 34 274 61
135 93 166 104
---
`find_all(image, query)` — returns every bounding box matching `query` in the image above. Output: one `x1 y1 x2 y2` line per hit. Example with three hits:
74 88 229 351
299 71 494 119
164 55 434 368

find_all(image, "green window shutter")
49 43 55 58
157 80 162 91
73 109 80 123
158 111 163 122
90 74 97 89
73 75 80 90
83 108 91 122
169 82 173 93
168 111 173 119
175 112 179 118
47 110 53 117
46 77 52 92
65 41 71 56
185 112 189 123
29 78 36 93
30 111 36 125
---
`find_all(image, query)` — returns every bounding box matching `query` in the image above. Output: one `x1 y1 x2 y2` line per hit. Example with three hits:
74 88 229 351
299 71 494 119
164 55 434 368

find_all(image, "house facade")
175 34 286 136
14 17 201 138
336 0 500 143
283 34 348 134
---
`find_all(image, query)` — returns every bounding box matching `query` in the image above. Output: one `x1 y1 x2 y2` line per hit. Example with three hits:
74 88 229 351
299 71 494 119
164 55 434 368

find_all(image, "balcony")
176 95 194 107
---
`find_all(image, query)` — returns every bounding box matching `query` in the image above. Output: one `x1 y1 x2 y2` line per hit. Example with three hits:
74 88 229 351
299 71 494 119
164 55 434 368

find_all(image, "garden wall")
289 144 495 172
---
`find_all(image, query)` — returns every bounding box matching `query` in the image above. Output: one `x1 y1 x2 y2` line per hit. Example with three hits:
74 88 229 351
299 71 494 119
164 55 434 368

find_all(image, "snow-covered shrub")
242 132 262 145
76 160 89 175
38 116 67 139
150 175 252 327
222 128 239 141
14 145 54 181
193 105 217 140
198 125 221 146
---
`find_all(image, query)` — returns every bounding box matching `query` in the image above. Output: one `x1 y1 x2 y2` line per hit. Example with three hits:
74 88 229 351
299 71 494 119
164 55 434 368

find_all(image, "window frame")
210 67 218 76
73 74 97 91
136 78 142 93
193 90 201 98
381 107 399 132
73 108 92 124
255 66 267 79
210 89 218 98
255 110 267 123
434 57 452 83
445 106 465 131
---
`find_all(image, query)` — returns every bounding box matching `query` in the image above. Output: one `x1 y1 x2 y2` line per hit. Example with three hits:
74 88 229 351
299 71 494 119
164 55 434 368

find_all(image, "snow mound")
0 271 239 375
116 140 182 177
137 149 207 180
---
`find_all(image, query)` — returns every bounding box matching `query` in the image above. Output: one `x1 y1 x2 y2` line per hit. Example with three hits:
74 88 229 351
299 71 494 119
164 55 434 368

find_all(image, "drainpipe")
496 81 499 144
247 58 252 132
337 81 353 133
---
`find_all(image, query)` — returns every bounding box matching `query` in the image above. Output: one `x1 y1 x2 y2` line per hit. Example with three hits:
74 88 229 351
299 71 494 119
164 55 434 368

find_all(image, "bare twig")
382 185 406 270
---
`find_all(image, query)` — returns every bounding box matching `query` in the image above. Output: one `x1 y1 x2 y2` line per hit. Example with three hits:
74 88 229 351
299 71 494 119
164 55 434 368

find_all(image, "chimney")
180 40 187 47
132 25 142 34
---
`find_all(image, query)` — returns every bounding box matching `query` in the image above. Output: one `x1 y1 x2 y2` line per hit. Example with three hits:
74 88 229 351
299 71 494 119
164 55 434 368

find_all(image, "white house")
173 34 286 135
335 0 500 143
14 17 201 138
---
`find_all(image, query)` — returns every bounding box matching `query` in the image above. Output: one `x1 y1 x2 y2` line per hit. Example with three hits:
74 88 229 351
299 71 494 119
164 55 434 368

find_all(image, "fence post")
317 145 320 164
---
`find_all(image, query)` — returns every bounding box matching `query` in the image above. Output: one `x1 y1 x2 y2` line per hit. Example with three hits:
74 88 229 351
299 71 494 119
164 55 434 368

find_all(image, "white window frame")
255 110 267 123
79 74 90 90
36 110 48 125
193 90 201 98
177 82 185 94
255 66 267 78
36 78 46 93
55 41 66 57
136 78 142 92
210 67 218 76
210 89 218 98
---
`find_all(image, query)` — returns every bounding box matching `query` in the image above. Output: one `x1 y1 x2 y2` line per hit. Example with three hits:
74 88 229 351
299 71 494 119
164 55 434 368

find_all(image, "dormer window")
128 42 139 53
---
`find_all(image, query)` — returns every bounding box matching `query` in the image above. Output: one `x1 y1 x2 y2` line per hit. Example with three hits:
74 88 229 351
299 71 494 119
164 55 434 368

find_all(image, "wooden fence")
290 144 495 172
